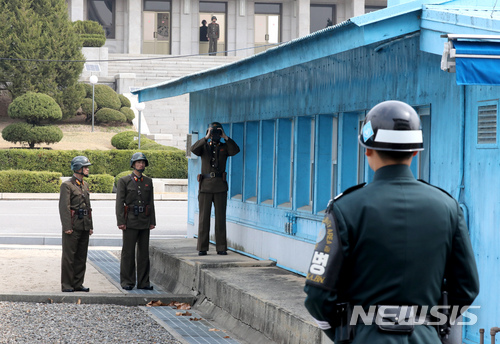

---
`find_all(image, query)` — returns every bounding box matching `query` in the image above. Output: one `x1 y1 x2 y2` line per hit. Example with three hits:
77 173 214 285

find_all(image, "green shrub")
111 131 147 149
2 123 63 148
0 170 61 193
87 174 114 193
0 150 188 178
56 83 87 120
73 20 106 47
81 98 97 116
120 107 135 123
94 84 121 110
127 137 156 149
114 170 131 186
95 108 126 124
118 94 131 108
83 83 93 98
8 92 62 124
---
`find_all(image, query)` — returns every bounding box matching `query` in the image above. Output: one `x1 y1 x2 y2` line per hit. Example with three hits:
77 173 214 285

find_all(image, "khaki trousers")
61 229 90 291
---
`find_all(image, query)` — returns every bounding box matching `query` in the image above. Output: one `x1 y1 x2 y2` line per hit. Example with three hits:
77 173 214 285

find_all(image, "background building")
66 0 386 57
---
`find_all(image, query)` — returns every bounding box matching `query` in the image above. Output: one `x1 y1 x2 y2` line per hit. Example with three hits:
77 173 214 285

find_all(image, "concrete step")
149 239 330 344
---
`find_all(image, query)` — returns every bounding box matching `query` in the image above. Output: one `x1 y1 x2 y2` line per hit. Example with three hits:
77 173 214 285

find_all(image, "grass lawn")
0 115 134 150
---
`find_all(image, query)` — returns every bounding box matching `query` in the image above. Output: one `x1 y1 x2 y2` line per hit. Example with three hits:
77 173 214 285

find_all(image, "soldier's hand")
205 127 212 139
220 127 228 140
64 229 73 235
149 225 155 230
90 229 94 236
118 225 126 230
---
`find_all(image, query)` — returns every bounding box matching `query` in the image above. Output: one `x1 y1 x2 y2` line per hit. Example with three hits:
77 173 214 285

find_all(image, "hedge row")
0 171 122 193
0 170 62 193
0 149 187 178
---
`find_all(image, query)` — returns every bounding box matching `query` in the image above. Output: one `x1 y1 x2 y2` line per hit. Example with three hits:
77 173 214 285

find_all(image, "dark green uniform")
59 176 93 291
304 165 479 344
115 173 156 289
190 136 240 252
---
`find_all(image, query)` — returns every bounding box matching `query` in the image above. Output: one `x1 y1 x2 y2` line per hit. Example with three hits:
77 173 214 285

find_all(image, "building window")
259 120 275 205
230 123 244 199
276 118 293 208
365 6 386 13
295 116 314 212
88 0 115 39
314 115 338 213
244 121 259 202
310 5 335 33
144 0 171 11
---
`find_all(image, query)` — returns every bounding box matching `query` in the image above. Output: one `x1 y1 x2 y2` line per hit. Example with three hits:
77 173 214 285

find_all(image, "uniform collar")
372 164 415 182
72 175 83 185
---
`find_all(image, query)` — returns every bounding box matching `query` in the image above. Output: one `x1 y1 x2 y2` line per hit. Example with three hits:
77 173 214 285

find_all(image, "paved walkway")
0 245 242 344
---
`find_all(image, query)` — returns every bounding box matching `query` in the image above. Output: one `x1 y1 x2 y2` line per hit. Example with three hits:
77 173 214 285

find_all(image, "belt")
202 172 223 178
357 309 434 326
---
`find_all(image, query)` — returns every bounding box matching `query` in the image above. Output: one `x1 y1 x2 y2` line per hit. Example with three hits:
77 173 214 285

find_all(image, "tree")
0 0 85 119
2 92 63 148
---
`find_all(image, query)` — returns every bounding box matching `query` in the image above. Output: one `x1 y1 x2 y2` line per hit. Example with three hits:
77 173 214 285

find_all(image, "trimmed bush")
0 170 61 193
87 174 114 193
114 170 132 186
2 123 63 148
111 131 147 149
81 98 97 116
0 150 188 178
127 137 157 149
95 108 127 124
56 83 87 120
8 92 62 123
73 20 106 47
83 83 93 98
94 84 121 110
120 107 135 123
119 94 131 108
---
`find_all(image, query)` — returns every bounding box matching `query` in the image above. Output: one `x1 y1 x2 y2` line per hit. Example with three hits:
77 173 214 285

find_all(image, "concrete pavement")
0 193 328 344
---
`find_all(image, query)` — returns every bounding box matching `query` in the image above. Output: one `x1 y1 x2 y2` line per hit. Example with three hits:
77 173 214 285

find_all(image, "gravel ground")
0 302 182 344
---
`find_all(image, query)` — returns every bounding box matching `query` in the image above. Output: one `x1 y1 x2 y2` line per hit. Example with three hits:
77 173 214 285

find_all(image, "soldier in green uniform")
207 16 219 56
59 156 93 292
304 101 479 343
190 122 240 255
115 152 156 290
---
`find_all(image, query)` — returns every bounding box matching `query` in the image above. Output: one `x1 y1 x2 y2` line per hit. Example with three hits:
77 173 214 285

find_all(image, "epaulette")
333 183 366 201
325 183 366 213
418 179 453 199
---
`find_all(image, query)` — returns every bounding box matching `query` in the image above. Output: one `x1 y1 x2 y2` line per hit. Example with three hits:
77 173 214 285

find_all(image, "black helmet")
130 152 149 168
211 16 217 21
71 156 91 172
359 100 424 152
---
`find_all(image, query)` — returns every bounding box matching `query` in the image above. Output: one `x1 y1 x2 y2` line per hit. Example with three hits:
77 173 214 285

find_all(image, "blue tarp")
454 41 500 85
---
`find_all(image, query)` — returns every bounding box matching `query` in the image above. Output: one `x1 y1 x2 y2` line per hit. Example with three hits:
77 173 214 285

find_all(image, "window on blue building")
314 115 338 213
259 120 275 205
295 116 314 211
276 118 293 208
230 122 244 200
244 121 259 202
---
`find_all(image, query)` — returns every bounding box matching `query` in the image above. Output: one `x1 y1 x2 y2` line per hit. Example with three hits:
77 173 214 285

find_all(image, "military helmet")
359 100 424 152
130 152 149 168
71 156 91 172
211 16 217 21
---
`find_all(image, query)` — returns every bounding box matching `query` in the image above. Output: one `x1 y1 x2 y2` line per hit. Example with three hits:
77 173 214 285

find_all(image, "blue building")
134 0 500 342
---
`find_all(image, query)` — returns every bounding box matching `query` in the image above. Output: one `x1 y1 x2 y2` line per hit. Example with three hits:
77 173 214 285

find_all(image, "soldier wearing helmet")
115 152 156 290
59 156 93 292
190 122 240 256
207 15 219 55
304 101 479 343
